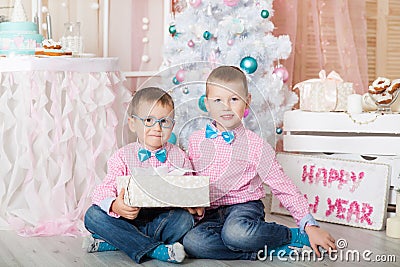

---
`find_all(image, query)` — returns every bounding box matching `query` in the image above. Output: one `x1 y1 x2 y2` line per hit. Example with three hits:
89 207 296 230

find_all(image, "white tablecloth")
0 57 132 236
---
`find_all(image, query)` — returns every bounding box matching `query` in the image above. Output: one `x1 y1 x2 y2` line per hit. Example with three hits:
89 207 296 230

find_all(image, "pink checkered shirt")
91 142 192 217
188 123 310 225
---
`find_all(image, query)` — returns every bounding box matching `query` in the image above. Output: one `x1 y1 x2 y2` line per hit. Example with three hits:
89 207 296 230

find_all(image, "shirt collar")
209 121 246 137
135 141 170 152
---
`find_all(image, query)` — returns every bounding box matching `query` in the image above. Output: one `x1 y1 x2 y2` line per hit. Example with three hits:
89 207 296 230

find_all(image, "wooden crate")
283 110 400 155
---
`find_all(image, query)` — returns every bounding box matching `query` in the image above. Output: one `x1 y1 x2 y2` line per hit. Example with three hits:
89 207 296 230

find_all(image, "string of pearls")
141 17 150 63
345 112 381 125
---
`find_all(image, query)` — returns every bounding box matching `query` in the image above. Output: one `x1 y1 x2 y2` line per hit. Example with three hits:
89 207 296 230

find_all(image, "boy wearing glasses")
84 87 200 264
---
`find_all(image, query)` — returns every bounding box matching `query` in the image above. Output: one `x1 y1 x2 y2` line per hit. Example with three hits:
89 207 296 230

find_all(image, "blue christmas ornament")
261 10 270 19
172 77 180 85
182 87 189 94
203 31 212 40
168 132 177 144
240 56 258 74
276 127 283 134
198 94 208 112
169 25 177 35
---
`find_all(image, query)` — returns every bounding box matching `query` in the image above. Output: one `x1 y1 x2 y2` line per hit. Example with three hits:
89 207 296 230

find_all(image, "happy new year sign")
271 153 390 230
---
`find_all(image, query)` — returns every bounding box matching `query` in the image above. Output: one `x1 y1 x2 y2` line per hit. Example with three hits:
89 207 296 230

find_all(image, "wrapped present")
293 70 354 112
117 167 210 207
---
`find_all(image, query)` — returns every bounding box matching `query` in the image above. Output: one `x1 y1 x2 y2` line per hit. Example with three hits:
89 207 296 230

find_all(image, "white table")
0 57 132 236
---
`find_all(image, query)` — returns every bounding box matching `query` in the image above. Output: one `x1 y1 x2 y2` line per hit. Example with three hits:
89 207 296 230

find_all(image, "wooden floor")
0 213 399 267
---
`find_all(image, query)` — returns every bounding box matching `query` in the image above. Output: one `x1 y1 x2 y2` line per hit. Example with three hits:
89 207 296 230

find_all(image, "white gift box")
117 167 210 207
293 70 354 112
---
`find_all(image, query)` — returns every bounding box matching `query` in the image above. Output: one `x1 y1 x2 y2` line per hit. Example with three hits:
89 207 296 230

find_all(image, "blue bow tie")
138 148 167 163
205 124 235 144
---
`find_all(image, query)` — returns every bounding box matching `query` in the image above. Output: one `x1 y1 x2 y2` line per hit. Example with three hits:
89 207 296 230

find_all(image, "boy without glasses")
183 66 336 260
84 87 199 264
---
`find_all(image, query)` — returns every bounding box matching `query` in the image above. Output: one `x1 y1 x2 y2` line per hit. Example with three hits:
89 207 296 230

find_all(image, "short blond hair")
206 66 248 96
129 87 174 116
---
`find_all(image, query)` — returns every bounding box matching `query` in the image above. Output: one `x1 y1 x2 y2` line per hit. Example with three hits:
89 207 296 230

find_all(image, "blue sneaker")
290 228 311 247
146 243 186 263
84 234 118 253
268 243 309 256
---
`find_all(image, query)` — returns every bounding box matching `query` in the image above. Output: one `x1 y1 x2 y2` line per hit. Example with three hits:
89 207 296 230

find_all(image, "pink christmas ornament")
273 66 289 83
176 69 185 82
224 0 240 7
227 39 234 46
189 0 202 8
187 40 195 47
243 108 250 118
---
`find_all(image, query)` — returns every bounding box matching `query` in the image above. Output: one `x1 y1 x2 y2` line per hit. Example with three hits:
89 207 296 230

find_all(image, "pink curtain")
273 0 368 94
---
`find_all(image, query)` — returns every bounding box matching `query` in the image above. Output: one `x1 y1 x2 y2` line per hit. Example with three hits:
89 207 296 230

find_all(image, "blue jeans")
84 205 194 263
183 200 291 260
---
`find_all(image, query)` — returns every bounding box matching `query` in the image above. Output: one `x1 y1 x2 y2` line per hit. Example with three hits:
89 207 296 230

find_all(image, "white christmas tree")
150 0 297 150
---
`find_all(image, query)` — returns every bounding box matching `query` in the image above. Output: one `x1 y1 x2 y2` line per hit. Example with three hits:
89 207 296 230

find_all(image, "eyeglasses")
131 114 175 129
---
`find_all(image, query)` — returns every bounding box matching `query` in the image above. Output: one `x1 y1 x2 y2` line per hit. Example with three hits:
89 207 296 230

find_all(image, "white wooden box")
283 110 400 155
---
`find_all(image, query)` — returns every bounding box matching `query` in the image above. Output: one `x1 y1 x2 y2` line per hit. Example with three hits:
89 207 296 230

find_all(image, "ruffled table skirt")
0 57 132 236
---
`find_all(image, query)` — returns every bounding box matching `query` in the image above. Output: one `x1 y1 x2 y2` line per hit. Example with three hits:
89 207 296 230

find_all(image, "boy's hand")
186 207 205 216
305 225 336 257
111 188 141 220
